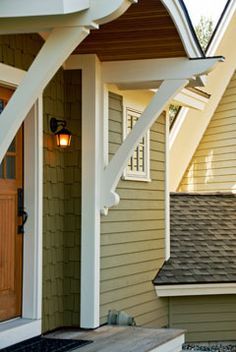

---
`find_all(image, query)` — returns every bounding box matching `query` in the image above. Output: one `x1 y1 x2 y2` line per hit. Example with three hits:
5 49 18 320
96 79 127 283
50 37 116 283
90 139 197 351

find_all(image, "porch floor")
47 325 185 352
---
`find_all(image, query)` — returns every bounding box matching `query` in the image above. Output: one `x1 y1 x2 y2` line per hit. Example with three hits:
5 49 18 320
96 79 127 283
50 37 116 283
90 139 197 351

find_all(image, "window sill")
122 175 152 182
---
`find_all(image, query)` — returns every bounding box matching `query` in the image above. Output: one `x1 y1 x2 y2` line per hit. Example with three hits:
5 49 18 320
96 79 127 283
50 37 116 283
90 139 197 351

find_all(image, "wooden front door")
0 87 23 322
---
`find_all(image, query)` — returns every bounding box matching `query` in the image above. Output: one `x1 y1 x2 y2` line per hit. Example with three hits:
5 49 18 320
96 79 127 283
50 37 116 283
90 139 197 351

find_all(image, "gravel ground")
183 344 236 352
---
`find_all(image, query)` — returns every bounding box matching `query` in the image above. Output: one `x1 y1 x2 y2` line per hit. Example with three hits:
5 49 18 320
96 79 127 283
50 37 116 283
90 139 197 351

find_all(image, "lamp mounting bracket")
50 117 66 133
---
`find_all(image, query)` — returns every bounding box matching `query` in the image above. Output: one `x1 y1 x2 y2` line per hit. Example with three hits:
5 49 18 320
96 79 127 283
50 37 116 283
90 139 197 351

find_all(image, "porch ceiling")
75 0 187 61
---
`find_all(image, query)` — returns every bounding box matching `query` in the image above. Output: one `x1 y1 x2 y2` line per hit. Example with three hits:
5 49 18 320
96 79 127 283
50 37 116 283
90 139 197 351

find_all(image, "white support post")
165 110 170 261
101 79 188 211
0 26 89 164
103 84 109 167
81 55 102 328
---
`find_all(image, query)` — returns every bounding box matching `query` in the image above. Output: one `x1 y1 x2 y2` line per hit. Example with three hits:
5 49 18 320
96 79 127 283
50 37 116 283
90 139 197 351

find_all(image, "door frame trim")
0 63 42 348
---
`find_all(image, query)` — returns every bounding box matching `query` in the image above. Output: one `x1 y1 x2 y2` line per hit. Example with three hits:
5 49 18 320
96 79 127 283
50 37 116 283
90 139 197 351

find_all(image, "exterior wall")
169 295 236 342
0 35 82 332
179 71 236 192
43 70 82 331
100 89 168 327
63 71 82 327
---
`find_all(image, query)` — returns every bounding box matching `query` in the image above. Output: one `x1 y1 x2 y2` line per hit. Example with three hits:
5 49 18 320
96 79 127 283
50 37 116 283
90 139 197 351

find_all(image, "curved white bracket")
88 0 137 25
0 26 89 164
101 56 224 212
101 79 188 211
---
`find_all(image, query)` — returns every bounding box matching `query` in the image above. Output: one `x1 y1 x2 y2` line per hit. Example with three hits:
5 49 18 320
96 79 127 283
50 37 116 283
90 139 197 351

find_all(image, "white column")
165 110 170 261
80 55 102 328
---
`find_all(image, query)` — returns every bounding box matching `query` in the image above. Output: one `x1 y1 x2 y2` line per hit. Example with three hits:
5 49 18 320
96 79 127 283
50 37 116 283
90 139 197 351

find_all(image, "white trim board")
0 319 41 349
155 283 236 297
0 64 43 348
173 88 209 110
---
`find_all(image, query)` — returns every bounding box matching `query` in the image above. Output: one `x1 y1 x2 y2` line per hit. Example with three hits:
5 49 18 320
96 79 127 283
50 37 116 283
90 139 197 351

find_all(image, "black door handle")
17 189 28 234
22 210 28 226
18 210 28 234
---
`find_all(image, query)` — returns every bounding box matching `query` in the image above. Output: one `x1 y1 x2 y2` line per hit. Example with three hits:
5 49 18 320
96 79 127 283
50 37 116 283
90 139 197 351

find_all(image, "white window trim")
123 107 151 182
0 64 42 348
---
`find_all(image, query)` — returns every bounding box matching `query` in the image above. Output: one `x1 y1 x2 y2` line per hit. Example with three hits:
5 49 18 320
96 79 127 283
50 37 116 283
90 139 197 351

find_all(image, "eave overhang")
161 0 204 58
155 283 236 297
0 0 90 17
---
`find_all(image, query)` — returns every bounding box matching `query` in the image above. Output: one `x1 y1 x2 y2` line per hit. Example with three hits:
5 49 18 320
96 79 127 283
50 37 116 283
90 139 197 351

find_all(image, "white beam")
101 79 188 211
173 88 210 110
0 26 89 164
0 63 25 87
0 0 135 34
102 57 224 88
0 0 89 17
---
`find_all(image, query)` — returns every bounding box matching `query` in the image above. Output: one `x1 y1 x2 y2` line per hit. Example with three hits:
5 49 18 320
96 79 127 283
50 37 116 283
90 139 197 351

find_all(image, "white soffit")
156 283 236 297
0 0 89 17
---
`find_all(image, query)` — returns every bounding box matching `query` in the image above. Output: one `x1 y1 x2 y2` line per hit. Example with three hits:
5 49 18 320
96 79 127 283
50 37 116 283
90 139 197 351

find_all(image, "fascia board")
155 283 236 297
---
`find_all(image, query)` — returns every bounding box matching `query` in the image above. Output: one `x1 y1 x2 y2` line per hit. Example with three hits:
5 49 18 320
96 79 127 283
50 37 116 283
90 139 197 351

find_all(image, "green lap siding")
0 35 82 332
169 296 236 342
100 92 168 328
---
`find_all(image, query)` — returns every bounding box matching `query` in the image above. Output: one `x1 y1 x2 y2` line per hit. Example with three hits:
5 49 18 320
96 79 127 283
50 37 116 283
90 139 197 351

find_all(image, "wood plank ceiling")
75 0 187 61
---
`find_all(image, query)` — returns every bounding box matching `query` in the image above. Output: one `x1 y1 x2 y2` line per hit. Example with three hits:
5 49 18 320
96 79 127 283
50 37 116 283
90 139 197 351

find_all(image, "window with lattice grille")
123 108 150 182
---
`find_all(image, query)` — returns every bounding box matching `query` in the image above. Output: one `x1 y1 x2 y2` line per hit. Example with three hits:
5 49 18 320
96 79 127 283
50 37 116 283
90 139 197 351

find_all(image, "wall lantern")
50 117 72 148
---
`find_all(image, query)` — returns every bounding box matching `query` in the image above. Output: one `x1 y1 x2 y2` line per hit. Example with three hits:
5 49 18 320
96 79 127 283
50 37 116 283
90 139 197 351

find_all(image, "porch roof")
154 193 236 286
76 0 203 61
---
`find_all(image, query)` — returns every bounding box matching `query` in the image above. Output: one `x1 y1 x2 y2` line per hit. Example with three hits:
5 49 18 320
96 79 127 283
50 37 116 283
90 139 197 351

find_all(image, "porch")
47 325 185 352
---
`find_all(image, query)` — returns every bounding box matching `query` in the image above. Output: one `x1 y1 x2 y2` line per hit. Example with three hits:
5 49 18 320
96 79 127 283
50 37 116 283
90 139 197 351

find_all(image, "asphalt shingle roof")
153 193 236 286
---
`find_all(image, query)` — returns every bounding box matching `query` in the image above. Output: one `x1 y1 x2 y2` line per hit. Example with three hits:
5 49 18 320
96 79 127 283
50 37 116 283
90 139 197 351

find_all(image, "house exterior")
0 0 223 349
154 0 236 343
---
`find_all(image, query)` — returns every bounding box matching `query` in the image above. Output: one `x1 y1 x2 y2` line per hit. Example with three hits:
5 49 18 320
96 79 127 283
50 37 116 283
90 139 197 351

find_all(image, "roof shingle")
154 193 236 285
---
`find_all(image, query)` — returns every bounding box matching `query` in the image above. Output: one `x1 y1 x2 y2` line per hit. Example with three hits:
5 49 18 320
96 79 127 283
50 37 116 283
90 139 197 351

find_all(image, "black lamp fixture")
50 117 72 148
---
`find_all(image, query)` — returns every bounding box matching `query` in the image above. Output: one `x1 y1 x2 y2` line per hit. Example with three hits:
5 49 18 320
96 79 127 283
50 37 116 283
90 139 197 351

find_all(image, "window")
123 107 150 182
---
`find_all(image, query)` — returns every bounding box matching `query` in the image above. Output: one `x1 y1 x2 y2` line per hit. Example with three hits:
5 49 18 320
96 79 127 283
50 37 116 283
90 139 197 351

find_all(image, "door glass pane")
0 161 3 178
6 156 15 179
0 100 4 114
7 138 16 153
